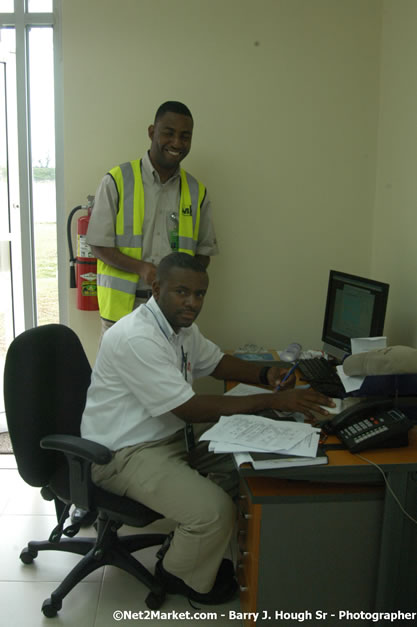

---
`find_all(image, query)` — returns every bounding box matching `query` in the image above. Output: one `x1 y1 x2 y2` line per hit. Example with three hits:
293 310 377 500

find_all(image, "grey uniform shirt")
86 152 219 290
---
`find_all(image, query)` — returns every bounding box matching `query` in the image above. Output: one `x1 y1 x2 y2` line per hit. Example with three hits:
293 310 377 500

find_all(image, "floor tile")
0 468 20 514
96 566 242 627
2 473 56 516
0 514 102 583
0 466 244 627
0 581 101 626
0 453 17 469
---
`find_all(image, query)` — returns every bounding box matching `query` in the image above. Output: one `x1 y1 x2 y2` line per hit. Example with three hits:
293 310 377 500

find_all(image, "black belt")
135 289 152 299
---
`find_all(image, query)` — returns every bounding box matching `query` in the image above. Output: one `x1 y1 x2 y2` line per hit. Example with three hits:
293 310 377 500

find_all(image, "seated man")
81 252 334 604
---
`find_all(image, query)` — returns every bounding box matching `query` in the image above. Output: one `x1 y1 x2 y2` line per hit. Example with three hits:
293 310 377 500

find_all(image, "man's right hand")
271 388 335 419
138 260 157 285
91 245 158 283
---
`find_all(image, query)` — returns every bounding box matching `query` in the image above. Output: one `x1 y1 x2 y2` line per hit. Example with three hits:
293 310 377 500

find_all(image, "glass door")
0 60 14 414
0 2 63 428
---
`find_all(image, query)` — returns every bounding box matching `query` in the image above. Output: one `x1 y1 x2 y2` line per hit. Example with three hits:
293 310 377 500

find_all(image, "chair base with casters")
20 512 167 617
3 323 170 618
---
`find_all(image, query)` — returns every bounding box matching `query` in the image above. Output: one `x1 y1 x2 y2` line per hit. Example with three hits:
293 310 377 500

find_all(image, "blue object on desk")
234 352 276 361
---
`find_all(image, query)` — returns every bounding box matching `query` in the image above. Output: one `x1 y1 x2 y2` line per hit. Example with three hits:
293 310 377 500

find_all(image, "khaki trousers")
91 425 238 593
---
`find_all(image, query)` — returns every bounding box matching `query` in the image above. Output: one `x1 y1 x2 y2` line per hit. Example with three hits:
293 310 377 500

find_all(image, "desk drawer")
237 489 260 560
237 479 262 620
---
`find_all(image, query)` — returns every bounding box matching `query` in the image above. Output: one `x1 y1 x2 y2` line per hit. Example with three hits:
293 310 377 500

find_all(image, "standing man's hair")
157 253 206 282
154 101 193 123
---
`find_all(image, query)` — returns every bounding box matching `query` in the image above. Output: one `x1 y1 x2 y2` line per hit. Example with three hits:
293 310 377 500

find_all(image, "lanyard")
144 304 171 342
145 304 195 450
145 305 190 380
181 346 188 381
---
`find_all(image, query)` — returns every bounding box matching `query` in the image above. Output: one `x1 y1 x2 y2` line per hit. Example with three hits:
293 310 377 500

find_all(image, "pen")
274 362 299 392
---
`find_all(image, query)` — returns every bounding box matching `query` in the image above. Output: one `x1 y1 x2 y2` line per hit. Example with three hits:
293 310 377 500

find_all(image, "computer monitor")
322 270 389 361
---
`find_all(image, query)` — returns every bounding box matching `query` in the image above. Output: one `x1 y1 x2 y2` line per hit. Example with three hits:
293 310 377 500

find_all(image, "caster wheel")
145 591 164 610
42 598 62 618
20 547 38 564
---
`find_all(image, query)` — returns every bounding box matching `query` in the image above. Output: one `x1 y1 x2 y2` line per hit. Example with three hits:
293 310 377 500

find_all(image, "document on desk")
234 445 328 470
336 336 388 393
225 383 273 396
336 365 364 393
208 429 320 456
200 414 320 454
350 336 387 354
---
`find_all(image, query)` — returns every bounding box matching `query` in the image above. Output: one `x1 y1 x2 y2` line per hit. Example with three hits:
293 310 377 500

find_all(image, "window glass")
0 0 14 12
27 0 53 11
0 28 17 413
29 26 58 325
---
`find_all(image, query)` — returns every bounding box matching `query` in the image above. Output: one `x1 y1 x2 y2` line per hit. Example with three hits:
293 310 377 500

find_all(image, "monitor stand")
322 342 348 364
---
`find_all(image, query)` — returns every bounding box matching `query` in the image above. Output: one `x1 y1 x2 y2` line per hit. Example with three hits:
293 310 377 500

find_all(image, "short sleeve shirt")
86 152 219 289
80 296 224 450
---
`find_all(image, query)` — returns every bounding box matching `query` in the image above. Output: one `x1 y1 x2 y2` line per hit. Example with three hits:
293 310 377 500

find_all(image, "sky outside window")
0 1 13 12
28 0 53 11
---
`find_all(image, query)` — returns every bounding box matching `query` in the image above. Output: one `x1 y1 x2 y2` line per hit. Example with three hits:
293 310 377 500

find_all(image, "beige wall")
372 0 417 348
62 0 383 371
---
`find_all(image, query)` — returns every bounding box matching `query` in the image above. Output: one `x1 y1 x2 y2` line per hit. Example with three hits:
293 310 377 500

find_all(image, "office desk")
236 428 417 627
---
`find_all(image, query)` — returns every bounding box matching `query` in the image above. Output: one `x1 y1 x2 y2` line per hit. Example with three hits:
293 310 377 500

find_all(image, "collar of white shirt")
144 296 190 346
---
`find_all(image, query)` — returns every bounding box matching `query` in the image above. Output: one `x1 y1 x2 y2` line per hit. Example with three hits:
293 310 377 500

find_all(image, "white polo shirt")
81 297 223 450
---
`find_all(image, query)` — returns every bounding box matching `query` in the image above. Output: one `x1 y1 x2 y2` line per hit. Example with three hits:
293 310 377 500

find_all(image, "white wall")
372 0 417 348
62 0 382 369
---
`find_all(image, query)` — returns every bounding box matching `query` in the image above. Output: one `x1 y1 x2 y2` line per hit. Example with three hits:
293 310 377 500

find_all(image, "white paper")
209 430 320 457
200 414 318 452
350 336 387 354
336 365 364 392
224 383 273 396
234 441 327 470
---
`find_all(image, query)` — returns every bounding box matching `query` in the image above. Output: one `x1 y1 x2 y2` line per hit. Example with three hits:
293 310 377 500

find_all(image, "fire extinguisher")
67 195 99 311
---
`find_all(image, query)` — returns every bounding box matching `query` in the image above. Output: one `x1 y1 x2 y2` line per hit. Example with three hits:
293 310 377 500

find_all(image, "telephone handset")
322 398 414 453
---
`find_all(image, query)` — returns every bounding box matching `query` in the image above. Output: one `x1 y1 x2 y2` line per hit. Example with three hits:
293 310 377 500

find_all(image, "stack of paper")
200 414 328 469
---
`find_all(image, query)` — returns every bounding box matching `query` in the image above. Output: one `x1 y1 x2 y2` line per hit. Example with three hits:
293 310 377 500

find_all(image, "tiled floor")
0 454 243 627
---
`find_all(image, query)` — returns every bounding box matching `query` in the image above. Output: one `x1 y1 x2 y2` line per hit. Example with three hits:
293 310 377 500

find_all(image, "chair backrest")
3 324 92 487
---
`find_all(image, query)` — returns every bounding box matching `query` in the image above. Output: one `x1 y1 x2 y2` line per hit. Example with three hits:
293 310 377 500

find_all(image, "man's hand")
271 388 335 419
138 260 157 285
90 246 157 284
267 366 296 389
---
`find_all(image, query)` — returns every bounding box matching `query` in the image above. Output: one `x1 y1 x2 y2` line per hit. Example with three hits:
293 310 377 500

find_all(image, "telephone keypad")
336 408 412 453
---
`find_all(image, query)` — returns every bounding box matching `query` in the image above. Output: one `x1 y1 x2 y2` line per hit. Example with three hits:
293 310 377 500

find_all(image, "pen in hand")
274 362 299 392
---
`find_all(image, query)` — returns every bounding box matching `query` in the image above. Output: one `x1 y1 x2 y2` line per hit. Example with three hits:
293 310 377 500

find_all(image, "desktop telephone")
322 398 414 453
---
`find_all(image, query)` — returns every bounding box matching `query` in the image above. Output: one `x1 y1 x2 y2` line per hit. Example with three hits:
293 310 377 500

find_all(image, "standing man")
81 252 335 604
73 102 218 526
87 100 218 335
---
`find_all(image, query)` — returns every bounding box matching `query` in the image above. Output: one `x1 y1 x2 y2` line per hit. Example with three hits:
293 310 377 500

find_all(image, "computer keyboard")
297 358 346 399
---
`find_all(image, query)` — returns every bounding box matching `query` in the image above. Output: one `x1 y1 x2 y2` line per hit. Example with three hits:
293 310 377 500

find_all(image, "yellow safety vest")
96 159 205 322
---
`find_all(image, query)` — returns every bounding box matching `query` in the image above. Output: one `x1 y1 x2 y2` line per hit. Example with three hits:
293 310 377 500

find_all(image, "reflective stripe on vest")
96 160 205 322
177 169 203 254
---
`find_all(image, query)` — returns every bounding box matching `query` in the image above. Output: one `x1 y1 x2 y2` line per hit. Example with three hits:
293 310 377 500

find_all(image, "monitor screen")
322 270 389 360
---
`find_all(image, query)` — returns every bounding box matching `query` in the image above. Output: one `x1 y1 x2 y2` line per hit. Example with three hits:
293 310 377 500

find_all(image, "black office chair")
3 323 168 617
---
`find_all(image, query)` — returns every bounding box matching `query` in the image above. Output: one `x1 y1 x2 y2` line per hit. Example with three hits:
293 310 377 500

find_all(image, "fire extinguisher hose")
67 205 83 288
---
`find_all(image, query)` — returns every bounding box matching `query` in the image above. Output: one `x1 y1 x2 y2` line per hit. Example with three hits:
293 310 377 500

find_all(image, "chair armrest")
41 434 112 511
41 434 112 465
